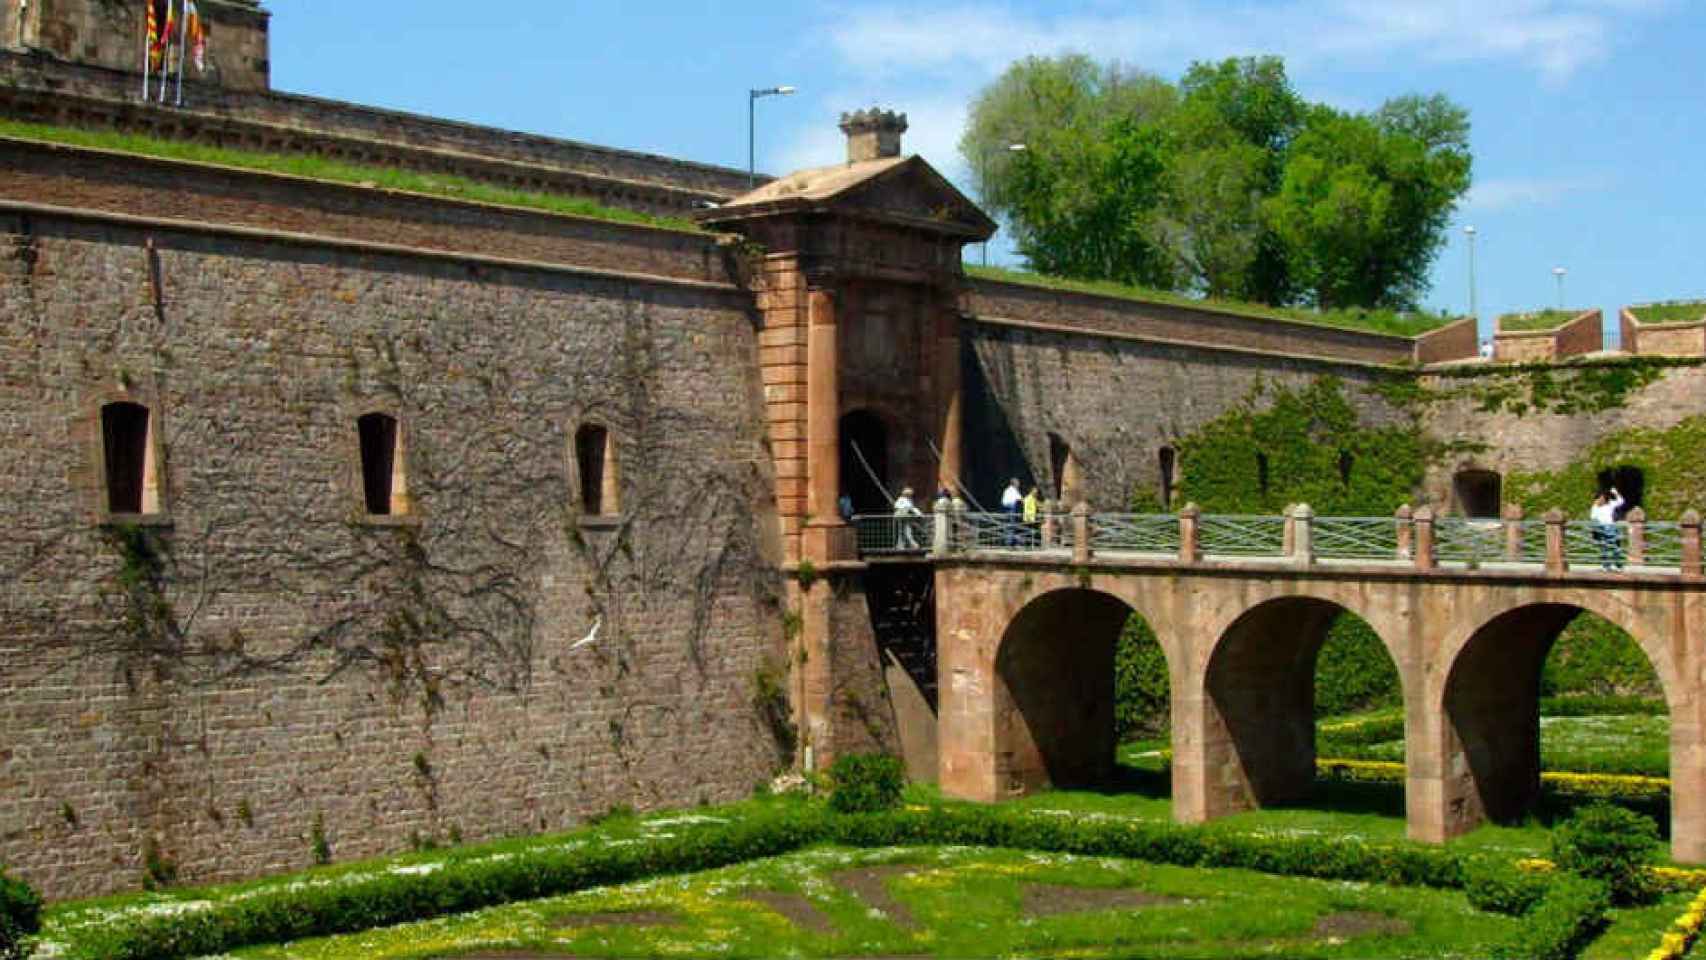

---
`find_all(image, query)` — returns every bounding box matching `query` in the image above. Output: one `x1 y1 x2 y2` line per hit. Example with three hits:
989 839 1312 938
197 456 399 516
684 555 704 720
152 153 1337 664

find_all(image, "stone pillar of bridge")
935 565 1003 801
801 286 851 564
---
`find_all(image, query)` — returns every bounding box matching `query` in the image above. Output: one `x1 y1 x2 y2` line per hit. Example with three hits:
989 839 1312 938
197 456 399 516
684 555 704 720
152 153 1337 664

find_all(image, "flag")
186 0 205 73
146 0 170 71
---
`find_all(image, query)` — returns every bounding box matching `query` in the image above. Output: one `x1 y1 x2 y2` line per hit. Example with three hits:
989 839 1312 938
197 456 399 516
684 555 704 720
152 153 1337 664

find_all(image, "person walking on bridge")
1590 486 1625 571
1001 478 1023 546
893 487 923 550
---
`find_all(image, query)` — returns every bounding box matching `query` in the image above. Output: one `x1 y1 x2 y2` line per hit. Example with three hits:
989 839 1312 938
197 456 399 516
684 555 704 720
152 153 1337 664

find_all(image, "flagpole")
140 3 150 102
174 0 188 106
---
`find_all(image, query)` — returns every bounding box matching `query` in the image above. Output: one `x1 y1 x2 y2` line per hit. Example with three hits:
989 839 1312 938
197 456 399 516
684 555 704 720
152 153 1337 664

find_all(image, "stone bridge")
906 506 1706 861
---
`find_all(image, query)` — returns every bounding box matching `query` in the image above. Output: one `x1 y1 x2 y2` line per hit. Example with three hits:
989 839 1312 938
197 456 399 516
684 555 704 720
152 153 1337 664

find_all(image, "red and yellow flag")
147 0 173 71
186 0 205 73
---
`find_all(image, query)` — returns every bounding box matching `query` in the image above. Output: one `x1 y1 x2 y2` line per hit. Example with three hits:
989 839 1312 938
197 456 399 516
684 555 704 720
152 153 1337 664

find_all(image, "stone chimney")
839 108 908 163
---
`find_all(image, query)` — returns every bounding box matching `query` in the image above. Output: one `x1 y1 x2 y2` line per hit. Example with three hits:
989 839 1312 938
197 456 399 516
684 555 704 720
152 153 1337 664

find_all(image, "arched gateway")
935 558 1706 862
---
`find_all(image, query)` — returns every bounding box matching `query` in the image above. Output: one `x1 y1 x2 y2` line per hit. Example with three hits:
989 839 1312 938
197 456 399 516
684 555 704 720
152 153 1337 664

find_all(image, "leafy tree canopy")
961 55 1472 311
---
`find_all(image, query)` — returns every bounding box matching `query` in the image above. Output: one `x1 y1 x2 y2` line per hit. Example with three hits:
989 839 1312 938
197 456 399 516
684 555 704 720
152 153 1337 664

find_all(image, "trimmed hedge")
71 803 1619 960
70 811 827 960
827 753 905 814
1466 858 1550 916
1552 803 1662 906
1491 878 1609 960
0 868 42 960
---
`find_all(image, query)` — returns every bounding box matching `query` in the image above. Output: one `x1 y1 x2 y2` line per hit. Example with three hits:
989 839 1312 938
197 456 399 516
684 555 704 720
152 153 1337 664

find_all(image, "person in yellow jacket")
1021 485 1040 547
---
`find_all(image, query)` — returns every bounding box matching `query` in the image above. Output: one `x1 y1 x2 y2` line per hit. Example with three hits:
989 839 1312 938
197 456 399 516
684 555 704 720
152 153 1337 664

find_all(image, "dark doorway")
1048 434 1071 501
1158 446 1177 509
1597 466 1645 518
102 401 151 514
840 410 890 514
357 413 399 516
1454 469 1502 519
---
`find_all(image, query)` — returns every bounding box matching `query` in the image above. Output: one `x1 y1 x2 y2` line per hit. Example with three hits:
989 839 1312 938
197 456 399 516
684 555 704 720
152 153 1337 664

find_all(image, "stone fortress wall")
2 0 1705 898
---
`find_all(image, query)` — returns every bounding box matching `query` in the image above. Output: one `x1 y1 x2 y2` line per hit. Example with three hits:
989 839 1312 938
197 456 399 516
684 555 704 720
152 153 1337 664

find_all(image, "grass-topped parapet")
0 119 705 234
967 264 1462 339
1629 301 1706 326
1499 309 1589 333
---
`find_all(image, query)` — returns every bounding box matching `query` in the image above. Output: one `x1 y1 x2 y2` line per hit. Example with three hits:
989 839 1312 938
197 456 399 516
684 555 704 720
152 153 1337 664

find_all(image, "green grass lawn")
967 264 1460 338
1631 301 1706 325
221 845 1523 960
1498 309 1581 331
0 119 702 232
1317 712 1670 778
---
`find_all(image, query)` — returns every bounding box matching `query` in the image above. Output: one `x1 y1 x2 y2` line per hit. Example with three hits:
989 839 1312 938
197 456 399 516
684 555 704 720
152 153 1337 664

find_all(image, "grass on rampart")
0 118 703 233
1499 309 1582 332
1632 302 1706 325
966 264 1461 339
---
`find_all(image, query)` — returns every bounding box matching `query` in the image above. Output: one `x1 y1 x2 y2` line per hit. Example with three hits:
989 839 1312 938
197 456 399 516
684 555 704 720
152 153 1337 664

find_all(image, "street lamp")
1463 225 1478 322
748 85 796 189
981 142 1026 266
1553 266 1567 310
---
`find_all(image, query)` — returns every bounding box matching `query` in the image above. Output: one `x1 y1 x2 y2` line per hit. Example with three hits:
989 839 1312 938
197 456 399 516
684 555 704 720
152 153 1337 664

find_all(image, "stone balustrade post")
1291 503 1315 568
1412 505 1436 570
1503 503 1524 561
1682 510 1703 581
1544 508 1569 575
1040 499 1058 550
949 496 966 553
1179 503 1202 565
1395 504 1413 560
931 507 950 557
1282 503 1297 556
1072 501 1092 565
1626 507 1647 567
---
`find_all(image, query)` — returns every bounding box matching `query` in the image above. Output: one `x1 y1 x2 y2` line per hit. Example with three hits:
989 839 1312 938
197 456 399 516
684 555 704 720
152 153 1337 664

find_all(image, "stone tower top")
839 108 907 163
4 0 272 92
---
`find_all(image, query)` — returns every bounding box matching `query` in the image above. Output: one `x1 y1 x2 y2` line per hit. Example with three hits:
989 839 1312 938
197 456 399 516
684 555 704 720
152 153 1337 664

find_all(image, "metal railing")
845 506 1700 579
1198 514 1287 557
1090 513 1179 555
851 514 930 554
1312 517 1402 561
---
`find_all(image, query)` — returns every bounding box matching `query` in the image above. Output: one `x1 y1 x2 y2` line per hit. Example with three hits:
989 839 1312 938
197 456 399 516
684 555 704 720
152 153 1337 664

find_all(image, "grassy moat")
27 705 1695 960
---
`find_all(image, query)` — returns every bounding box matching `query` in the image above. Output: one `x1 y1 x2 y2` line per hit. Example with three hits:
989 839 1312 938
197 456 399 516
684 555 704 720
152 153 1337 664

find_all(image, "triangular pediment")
700 155 996 240
837 158 995 237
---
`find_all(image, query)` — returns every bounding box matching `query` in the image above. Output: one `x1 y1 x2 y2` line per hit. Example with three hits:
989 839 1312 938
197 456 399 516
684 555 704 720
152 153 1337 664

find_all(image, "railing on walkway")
848 502 1706 579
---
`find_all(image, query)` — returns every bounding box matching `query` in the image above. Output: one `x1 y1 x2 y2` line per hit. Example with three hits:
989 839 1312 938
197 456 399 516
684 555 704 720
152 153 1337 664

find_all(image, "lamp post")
981 142 1026 266
748 85 796 189
1553 266 1567 310
1464 225 1478 321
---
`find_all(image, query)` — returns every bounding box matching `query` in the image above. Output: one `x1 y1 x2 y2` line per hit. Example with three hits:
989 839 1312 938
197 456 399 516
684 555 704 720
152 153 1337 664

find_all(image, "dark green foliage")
1550 803 1661 906
827 754 905 814
1489 877 1609 960
963 54 1470 311
0 868 41 960
1176 377 1426 516
1455 360 1670 418
1463 859 1548 916
310 812 331 867
1314 614 1401 717
1113 615 1169 738
1539 695 1666 717
1506 410 1706 516
1541 614 1662 700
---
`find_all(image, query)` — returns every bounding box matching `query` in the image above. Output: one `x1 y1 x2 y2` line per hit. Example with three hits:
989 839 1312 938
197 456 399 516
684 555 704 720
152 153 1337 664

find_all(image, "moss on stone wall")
1507 414 1706 517
1173 376 1427 515
1424 358 1683 418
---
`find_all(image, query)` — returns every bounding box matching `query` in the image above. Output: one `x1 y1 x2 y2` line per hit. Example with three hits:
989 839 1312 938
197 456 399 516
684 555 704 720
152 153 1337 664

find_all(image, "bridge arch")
1438 595 1683 833
993 586 1170 795
1183 595 1406 819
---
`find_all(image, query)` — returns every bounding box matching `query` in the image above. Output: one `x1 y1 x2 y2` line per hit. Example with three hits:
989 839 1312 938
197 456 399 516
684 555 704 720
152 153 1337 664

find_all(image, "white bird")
569 615 601 651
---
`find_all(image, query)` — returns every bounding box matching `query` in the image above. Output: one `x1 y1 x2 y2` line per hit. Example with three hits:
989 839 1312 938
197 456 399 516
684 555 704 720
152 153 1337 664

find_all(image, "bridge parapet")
875 506 1706 580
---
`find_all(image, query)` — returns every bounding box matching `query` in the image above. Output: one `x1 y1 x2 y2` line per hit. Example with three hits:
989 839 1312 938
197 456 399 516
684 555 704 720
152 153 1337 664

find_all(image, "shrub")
827 753 904 814
1490 877 1609 960
1113 615 1169 738
0 868 43 960
1550 802 1661 906
1314 614 1402 717
1463 858 1548 916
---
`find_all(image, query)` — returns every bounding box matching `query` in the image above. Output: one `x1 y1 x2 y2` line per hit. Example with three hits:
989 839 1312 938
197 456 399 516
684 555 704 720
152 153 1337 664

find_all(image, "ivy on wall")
1173 376 1429 515
1507 414 1706 518
1409 357 1691 418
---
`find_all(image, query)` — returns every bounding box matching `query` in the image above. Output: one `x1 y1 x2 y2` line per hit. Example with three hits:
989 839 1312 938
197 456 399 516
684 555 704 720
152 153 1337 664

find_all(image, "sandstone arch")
1184 596 1403 819
991 587 1163 796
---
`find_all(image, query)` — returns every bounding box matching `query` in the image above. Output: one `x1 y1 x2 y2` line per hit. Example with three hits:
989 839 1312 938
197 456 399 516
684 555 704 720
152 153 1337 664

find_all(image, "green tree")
962 54 1471 311
961 55 1179 287
1265 96 1471 309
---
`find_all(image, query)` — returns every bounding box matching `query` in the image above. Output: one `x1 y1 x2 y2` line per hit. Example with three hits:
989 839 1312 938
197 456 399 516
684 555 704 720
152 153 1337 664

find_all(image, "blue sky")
272 1 1702 341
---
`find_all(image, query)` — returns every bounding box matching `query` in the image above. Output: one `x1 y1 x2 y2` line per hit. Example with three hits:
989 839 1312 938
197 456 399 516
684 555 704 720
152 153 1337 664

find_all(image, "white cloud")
823 0 1674 84
1465 174 1612 212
